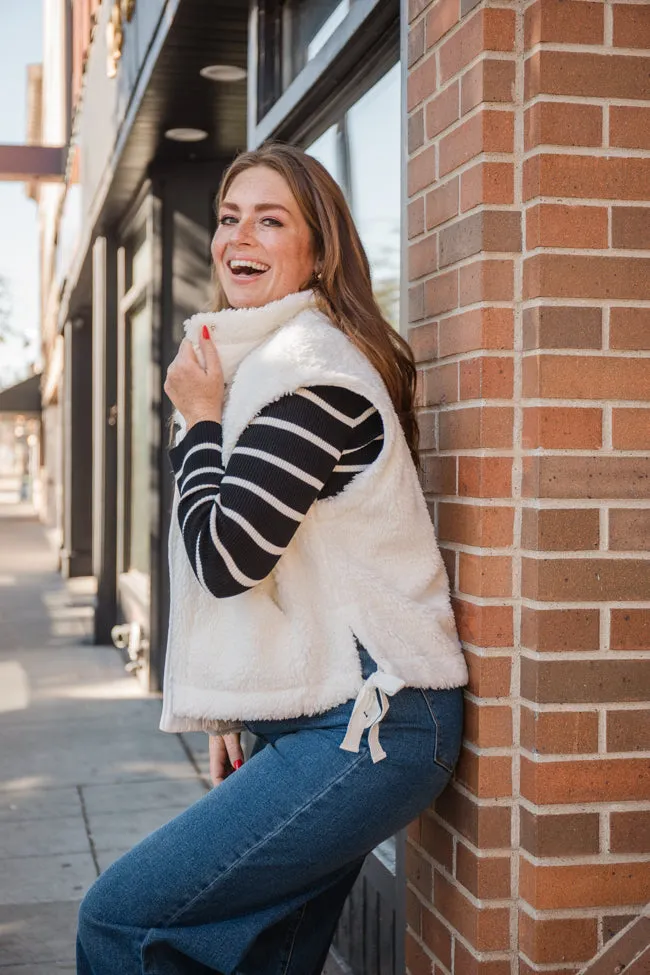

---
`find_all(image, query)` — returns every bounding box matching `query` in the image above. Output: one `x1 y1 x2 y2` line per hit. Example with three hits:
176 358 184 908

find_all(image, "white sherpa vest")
160 290 467 752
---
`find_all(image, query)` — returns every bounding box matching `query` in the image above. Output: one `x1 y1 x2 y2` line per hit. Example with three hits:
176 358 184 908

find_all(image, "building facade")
38 0 649 972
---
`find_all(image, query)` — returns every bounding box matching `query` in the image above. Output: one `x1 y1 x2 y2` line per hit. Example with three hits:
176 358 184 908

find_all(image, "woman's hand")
164 326 224 429
209 732 245 787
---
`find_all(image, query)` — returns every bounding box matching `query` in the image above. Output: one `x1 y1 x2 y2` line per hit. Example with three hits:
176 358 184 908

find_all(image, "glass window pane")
129 301 151 576
346 63 401 328
290 0 350 83
306 124 341 185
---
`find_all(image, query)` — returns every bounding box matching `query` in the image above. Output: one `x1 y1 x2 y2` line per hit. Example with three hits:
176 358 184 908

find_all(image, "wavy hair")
213 142 419 467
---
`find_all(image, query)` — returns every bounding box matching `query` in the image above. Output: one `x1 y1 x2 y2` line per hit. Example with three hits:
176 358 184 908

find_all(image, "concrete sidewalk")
0 483 211 973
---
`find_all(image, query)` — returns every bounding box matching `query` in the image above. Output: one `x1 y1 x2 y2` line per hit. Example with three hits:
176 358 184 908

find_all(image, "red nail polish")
233 759 243 771
202 324 210 340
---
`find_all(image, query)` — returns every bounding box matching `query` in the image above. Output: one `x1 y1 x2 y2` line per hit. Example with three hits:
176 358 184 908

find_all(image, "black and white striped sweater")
168 385 384 598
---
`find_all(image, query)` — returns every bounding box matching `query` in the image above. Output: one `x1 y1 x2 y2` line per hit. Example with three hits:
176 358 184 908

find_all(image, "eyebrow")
219 202 292 215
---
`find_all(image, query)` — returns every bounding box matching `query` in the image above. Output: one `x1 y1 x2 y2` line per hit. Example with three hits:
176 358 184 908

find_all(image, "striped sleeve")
168 386 382 598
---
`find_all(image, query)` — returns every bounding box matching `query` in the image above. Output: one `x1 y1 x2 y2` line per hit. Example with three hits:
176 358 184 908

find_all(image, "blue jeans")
76 647 463 974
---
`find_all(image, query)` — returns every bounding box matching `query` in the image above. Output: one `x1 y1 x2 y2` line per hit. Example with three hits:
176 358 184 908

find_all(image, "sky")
0 2 43 389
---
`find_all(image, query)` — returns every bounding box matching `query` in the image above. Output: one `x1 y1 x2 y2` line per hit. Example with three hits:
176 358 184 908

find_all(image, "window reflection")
306 63 401 328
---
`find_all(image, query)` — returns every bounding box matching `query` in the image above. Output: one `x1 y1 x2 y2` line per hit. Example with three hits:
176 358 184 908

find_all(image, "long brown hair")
213 143 420 466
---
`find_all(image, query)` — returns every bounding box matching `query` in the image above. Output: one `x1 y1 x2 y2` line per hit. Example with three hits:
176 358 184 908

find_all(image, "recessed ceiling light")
200 64 247 82
164 127 209 142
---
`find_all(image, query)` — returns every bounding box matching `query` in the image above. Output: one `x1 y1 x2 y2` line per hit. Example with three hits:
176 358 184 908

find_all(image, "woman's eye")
261 217 282 227
219 215 237 225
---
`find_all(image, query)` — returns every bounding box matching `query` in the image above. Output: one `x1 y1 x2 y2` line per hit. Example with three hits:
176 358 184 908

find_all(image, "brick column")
406 1 650 973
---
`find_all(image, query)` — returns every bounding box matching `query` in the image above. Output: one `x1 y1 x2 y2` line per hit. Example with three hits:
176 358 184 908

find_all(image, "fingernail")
202 324 210 340
233 759 243 771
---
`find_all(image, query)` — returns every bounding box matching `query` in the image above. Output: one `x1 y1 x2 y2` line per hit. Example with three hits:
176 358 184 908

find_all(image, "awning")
0 374 42 414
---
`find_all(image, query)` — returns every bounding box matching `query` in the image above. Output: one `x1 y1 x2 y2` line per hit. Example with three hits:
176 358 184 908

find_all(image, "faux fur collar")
182 289 317 383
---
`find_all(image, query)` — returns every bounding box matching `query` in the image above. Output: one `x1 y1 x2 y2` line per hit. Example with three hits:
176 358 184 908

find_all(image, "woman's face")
212 165 316 308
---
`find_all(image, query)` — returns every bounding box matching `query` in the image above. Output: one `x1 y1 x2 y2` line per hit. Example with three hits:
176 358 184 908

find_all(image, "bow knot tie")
340 670 405 763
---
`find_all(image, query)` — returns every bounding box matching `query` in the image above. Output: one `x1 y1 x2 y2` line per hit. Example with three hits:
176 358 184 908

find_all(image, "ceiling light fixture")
164 127 209 142
200 64 247 82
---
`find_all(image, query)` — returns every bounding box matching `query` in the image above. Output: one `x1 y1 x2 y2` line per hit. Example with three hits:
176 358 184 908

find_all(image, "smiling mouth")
227 259 270 278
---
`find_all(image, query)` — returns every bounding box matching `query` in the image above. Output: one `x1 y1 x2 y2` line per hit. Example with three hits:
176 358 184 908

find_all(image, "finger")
209 736 228 786
223 732 244 770
199 327 222 371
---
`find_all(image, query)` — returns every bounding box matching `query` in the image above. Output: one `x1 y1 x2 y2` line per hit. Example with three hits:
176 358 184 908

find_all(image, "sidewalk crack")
76 785 100 877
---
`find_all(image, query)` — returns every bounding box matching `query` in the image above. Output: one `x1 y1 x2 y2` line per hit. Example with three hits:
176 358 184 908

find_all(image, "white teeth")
229 259 270 272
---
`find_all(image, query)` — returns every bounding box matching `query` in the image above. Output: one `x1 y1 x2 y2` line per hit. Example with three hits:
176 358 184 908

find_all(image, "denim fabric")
76 647 463 975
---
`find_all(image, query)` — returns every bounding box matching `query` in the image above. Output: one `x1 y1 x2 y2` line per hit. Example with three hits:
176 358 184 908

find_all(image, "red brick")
524 255 650 302
438 307 513 357
453 941 510 975
521 607 600 652
424 269 458 316
461 161 514 211
426 0 460 49
458 456 512 498
409 108 425 154
408 52 437 112
455 843 511 899
606 709 650 753
408 17 426 68
520 808 600 857
525 0 604 47
423 362 458 406
611 609 650 650
426 81 459 139
525 50 650 102
610 811 650 854
460 356 513 400
520 706 599 755
440 110 513 177
439 9 516 84
519 857 650 909
435 783 512 847
420 814 454 873
459 553 512 597
610 308 650 350
519 913 598 965
464 699 513 747
407 841 433 898
460 259 513 305
524 101 602 150
439 406 513 449
524 154 650 203
526 204 608 250
409 0 431 22
521 658 650 705
410 284 425 324
521 508 600 552
420 455 456 494
522 556 650 601
613 3 650 49
410 323 438 362
612 206 650 250
409 145 437 196
613 410 650 451
409 235 439 281
522 407 602 450
461 58 515 115
453 598 513 649
434 871 510 950
523 455 650 501
610 106 650 151
408 198 425 240
523 354 650 400
465 651 512 698
521 755 650 804
609 508 650 551
438 502 514 546
406 931 435 975
426 178 459 230
523 306 602 351
441 211 521 268
422 905 453 971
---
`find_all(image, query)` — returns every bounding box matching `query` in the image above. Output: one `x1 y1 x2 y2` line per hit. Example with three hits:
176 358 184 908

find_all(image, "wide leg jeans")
76 650 463 975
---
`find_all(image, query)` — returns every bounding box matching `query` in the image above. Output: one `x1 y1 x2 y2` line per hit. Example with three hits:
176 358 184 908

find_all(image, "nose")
230 215 255 245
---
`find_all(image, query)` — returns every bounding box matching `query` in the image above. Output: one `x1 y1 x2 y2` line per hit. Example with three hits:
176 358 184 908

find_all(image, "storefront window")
128 301 151 576
306 62 401 328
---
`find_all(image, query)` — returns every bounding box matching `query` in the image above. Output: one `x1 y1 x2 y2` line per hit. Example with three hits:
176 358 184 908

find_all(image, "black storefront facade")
58 2 406 971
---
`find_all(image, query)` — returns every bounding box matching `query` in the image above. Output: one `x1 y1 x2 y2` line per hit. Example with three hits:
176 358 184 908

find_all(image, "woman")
76 143 467 975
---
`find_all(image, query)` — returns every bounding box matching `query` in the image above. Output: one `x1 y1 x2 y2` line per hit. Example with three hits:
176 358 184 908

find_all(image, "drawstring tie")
340 671 405 763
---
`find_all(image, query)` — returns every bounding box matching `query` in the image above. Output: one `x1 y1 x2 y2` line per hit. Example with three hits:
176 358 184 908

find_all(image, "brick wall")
406 1 650 972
